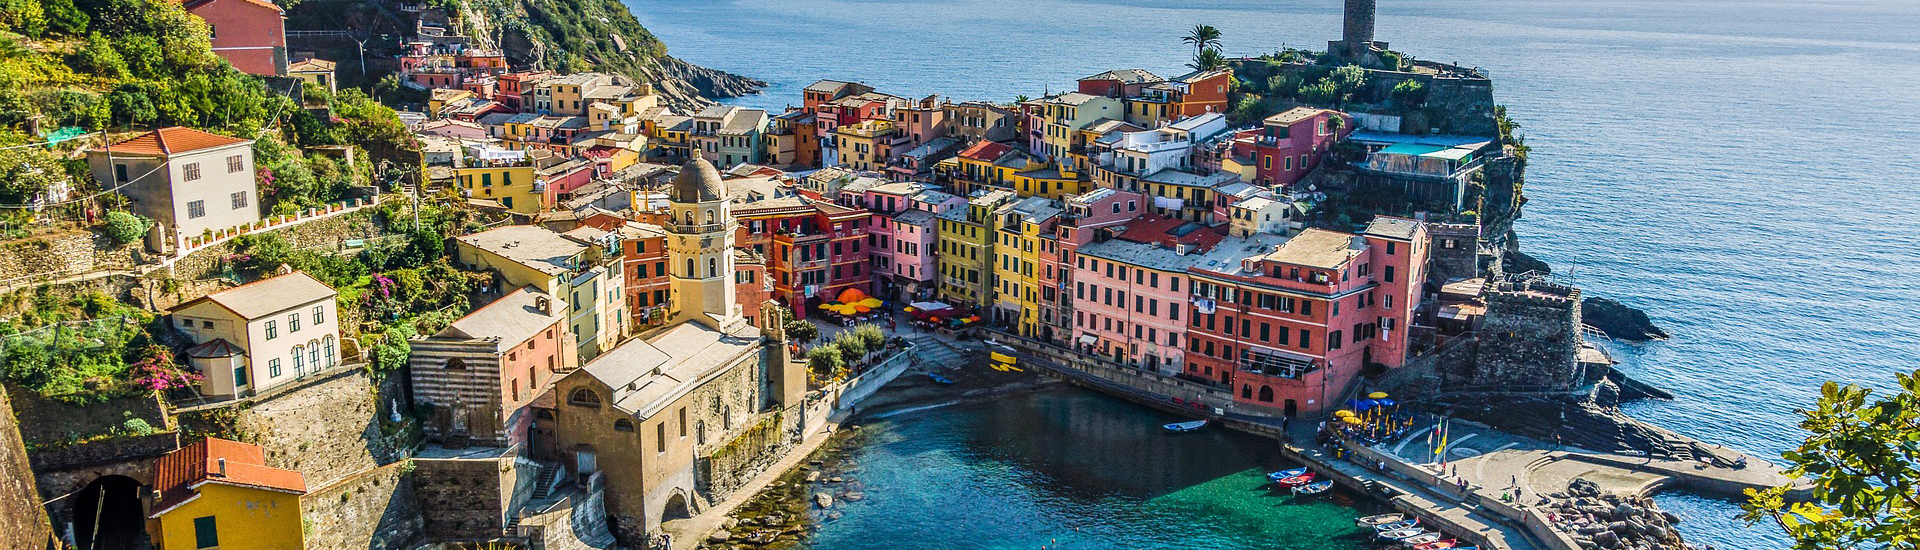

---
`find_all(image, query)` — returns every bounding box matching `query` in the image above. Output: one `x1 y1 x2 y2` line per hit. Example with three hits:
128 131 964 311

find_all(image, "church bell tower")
666 153 742 331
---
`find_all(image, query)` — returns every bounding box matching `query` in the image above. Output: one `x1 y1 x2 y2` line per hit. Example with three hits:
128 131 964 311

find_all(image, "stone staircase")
532 463 560 500
903 334 970 367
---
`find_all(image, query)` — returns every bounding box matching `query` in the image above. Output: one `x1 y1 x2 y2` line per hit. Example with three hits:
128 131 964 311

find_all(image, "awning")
1077 334 1098 346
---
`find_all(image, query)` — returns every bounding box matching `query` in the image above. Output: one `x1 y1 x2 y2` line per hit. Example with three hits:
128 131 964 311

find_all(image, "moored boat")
1294 480 1334 494
1267 468 1309 483
1355 513 1406 527
1372 520 1418 532
1414 539 1459 550
1376 528 1426 541
1275 472 1317 488
1404 533 1443 546
1163 419 1207 433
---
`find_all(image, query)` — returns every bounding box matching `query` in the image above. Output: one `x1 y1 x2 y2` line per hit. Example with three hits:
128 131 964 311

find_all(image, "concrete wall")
230 369 410 487
0 390 55 550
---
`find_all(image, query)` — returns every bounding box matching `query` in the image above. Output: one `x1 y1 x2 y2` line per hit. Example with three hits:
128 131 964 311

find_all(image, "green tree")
0 0 48 37
1742 370 1920 550
805 342 843 376
0 144 67 204
102 211 151 244
1329 64 1370 105
784 318 819 345
75 33 128 80
1189 47 1229 73
1391 79 1428 107
1181 24 1222 59
43 0 88 35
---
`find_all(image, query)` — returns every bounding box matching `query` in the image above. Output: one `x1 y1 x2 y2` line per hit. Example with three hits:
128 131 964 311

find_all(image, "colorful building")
452 145 543 212
934 189 1014 308
169 271 341 401
1181 218 1429 417
1233 107 1352 187
988 197 1062 336
147 438 306 550
1070 215 1220 373
408 287 576 446
183 0 287 76
455 225 629 360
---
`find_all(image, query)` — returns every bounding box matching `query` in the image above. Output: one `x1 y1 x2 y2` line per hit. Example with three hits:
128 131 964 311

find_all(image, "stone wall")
10 388 176 472
412 455 537 540
0 230 143 289
1466 278 1584 391
0 390 55 550
516 474 615 550
1426 223 1482 282
231 368 409 487
165 208 385 282
303 460 425 550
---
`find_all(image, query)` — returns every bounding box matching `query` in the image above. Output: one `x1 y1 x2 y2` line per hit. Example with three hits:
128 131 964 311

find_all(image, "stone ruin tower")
1330 0 1390 66
1467 276 1586 391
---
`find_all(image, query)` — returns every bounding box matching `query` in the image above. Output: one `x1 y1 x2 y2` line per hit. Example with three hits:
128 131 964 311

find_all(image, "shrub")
103 211 150 244
1391 79 1428 106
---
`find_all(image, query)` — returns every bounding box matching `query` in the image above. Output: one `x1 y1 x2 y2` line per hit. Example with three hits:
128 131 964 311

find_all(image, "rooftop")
456 225 588 276
1189 233 1293 276
1265 228 1366 270
98 127 249 156
1265 107 1336 126
175 271 336 319
957 140 1014 162
1076 237 1209 273
1142 168 1238 188
1363 216 1423 241
582 322 762 417
1079 69 1164 84
150 437 305 517
431 287 564 349
892 209 937 226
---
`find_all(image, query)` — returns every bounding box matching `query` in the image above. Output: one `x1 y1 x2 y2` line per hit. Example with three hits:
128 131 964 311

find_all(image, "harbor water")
623 1 1920 547
801 388 1386 550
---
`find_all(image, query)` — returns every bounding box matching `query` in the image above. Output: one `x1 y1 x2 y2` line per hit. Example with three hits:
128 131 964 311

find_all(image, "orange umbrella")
836 288 869 303
853 305 872 313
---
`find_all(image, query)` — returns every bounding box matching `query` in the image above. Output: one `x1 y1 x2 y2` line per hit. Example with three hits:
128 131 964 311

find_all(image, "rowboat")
1414 539 1459 550
1275 472 1317 488
1377 529 1426 541
927 374 954 384
1372 520 1418 532
1294 480 1334 495
1356 513 1408 526
1404 533 1443 546
1267 468 1309 483
1164 420 1207 433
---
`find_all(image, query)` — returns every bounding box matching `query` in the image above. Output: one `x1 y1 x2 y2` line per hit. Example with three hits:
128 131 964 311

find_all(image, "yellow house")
428 88 476 117
148 437 306 550
833 119 898 172
934 189 1013 307
1039 92 1122 162
1010 166 1086 200
455 225 629 360
453 162 542 213
989 196 1061 337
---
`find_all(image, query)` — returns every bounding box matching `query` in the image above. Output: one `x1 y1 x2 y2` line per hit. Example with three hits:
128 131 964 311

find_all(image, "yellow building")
934 189 1013 307
148 437 306 550
452 161 542 213
1038 92 1122 163
833 119 898 172
1009 166 1086 200
988 196 1061 337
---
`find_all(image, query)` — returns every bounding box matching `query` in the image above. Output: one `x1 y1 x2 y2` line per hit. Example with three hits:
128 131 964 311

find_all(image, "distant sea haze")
627 0 1920 548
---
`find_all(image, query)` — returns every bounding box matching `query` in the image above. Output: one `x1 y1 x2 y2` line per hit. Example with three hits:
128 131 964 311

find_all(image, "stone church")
547 154 807 544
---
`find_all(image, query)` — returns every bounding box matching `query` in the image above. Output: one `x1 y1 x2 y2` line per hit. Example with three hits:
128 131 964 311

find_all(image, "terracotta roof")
150 437 306 518
957 140 1013 162
100 127 249 156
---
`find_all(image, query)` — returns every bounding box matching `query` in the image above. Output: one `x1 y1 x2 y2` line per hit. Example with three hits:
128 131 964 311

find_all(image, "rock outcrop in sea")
1582 297 1670 341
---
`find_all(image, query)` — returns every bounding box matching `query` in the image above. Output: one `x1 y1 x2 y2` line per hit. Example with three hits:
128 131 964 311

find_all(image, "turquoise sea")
622 1 1920 548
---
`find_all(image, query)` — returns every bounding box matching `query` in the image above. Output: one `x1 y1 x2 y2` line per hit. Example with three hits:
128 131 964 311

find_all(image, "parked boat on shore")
1275 472 1317 488
1356 513 1407 526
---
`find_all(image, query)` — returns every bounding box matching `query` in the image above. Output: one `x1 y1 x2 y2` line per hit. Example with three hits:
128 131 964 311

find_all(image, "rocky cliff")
463 0 765 110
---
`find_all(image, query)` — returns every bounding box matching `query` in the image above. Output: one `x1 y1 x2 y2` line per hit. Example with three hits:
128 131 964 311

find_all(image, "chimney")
216 458 227 477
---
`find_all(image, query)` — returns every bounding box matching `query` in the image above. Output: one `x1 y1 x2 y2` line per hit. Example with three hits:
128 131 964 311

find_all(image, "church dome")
670 154 727 203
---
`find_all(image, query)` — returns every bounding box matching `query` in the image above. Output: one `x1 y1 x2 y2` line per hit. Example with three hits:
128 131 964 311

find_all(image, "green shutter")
193 516 219 548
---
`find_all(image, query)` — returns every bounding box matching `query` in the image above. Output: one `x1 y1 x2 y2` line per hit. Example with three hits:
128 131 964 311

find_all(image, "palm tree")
1182 24 1223 58
1189 48 1229 72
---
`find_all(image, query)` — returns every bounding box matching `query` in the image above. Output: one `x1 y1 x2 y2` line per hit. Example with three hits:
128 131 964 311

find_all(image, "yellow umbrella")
857 297 883 308
1368 392 1389 399
853 305 872 313
1341 416 1363 425
836 304 862 315
1334 410 1355 418
903 306 916 313
817 303 835 310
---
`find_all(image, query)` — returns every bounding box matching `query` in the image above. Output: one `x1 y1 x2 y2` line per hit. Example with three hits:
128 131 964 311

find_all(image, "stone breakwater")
1549 479 1685 550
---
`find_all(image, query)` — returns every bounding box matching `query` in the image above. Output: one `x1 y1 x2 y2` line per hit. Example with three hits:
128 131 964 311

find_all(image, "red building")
1077 69 1165 98
496 72 550 112
1232 107 1353 187
729 176 874 319
184 0 287 76
1170 69 1234 117
1181 217 1427 417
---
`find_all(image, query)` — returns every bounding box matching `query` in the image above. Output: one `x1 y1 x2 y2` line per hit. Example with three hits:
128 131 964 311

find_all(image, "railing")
665 221 736 234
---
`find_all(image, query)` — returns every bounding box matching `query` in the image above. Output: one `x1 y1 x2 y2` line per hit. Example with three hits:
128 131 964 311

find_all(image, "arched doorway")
73 475 148 550
661 491 692 522
1283 399 1298 418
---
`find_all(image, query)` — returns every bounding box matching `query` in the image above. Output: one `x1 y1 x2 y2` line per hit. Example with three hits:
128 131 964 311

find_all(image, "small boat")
927 374 954 384
1164 420 1208 433
1372 520 1418 532
1275 472 1317 488
1356 513 1408 527
1414 539 1459 550
1404 533 1443 546
1377 529 1426 541
1294 480 1334 495
1267 468 1309 483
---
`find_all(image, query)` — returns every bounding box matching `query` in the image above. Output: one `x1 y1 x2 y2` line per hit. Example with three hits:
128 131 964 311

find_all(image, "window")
568 388 602 407
678 407 687 438
231 191 248 210
656 422 667 453
234 365 249 387
227 155 244 173
323 336 335 367
309 343 320 368
115 164 129 182
288 312 300 333
187 200 206 219
1387 242 1397 255
193 516 218 549
265 320 277 340
1385 266 1396 283
614 419 635 432
268 358 281 377
183 162 202 181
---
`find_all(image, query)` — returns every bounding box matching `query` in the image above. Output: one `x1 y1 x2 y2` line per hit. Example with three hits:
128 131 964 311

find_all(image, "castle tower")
1343 0 1376 45
666 153 742 331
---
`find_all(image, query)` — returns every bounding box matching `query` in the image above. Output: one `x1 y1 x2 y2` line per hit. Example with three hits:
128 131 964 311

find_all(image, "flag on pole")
1435 418 1450 467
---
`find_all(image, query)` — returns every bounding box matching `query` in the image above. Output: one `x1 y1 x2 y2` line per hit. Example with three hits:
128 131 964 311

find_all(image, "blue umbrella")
1377 398 1397 407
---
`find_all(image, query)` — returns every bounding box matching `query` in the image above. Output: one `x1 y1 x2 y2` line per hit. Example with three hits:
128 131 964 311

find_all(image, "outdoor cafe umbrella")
1368 392 1389 399
1334 410 1355 418
856 297 884 308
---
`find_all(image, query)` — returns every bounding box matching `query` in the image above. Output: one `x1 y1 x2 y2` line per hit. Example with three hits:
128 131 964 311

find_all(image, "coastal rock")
805 471 820 482
813 492 834 508
1582 297 1669 341
843 491 866 501
722 517 739 529
709 530 732 543
1504 249 1552 276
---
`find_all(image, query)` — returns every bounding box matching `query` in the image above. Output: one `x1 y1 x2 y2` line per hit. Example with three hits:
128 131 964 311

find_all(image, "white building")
1097 112 1230 177
170 270 341 400
87 127 261 251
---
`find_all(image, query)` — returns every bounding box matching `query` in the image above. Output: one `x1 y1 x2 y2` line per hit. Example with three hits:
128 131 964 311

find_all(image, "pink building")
1036 188 1142 345
185 0 287 76
1232 107 1352 187
537 158 596 206
889 95 949 151
859 182 965 300
1069 213 1221 373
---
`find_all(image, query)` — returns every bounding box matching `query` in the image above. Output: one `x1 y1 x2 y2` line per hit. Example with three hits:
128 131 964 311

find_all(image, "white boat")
1294 480 1334 495
1377 529 1427 541
1267 468 1309 483
1404 533 1444 546
1373 520 1418 532
1163 419 1207 433
1356 513 1408 526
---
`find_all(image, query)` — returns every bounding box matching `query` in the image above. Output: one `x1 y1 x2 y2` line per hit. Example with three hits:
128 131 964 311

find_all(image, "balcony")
666 221 738 234
1239 347 1321 379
